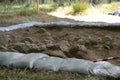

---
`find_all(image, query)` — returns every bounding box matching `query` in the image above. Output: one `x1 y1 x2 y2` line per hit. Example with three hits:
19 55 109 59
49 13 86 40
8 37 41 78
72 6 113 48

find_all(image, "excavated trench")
0 22 120 65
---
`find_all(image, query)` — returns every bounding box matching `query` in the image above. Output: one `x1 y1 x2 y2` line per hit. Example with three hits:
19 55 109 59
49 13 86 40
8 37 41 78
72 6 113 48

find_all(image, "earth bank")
0 26 120 65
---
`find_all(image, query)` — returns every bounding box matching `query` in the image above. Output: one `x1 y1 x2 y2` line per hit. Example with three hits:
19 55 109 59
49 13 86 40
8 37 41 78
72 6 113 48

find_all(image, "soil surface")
0 26 120 65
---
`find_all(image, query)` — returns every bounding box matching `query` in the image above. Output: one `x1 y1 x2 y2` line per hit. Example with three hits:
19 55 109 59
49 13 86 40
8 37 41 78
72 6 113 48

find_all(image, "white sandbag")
10 53 49 69
33 57 64 71
1 21 120 32
0 52 120 78
0 52 24 67
0 21 42 31
90 61 120 78
59 58 94 74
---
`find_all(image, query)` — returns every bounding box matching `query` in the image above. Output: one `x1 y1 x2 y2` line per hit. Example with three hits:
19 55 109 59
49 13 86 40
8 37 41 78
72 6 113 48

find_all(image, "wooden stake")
36 0 39 14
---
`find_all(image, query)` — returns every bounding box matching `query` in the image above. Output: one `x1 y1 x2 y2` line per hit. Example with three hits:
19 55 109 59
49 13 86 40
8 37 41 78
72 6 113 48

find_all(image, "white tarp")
0 52 120 78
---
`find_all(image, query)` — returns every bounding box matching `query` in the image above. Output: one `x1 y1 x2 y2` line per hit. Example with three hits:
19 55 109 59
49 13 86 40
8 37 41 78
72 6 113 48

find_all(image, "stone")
103 36 113 42
44 40 54 44
58 40 70 52
39 45 47 51
26 43 40 52
21 37 33 43
0 46 8 51
46 43 59 50
78 45 88 53
0 33 10 45
102 36 114 50
77 38 86 45
13 43 29 53
39 28 51 36
48 50 66 58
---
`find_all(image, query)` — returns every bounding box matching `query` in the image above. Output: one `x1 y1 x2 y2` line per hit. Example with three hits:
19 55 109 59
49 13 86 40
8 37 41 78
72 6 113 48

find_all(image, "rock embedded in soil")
46 43 59 50
13 42 29 53
58 40 70 53
26 43 40 52
0 33 10 46
13 42 43 53
77 45 88 53
67 44 89 58
102 36 114 50
77 38 86 45
44 39 54 44
103 36 113 42
21 37 34 43
0 46 8 51
48 50 66 58
38 45 47 51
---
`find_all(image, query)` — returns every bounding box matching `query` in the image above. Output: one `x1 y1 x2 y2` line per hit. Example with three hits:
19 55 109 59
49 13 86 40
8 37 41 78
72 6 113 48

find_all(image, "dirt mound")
0 26 120 65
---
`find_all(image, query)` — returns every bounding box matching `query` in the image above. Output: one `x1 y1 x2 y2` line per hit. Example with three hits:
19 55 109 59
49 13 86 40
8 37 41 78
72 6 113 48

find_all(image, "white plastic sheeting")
0 21 120 32
90 61 120 78
0 52 120 78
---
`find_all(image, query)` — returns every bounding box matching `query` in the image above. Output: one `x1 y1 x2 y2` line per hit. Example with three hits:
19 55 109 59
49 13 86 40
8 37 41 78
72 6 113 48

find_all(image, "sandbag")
0 52 24 67
90 61 120 78
1 21 120 32
33 57 64 71
59 58 94 74
0 52 120 78
10 53 49 69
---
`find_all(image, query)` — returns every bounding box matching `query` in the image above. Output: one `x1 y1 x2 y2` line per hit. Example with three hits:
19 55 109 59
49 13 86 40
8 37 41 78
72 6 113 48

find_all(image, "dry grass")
0 68 107 80
95 2 120 14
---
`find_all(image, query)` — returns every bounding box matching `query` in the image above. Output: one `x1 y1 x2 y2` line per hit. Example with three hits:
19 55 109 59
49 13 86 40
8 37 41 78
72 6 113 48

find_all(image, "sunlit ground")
49 5 120 23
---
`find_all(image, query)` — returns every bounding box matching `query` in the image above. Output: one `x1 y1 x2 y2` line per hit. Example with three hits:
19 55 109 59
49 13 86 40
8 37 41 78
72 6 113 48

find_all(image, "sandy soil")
49 7 120 23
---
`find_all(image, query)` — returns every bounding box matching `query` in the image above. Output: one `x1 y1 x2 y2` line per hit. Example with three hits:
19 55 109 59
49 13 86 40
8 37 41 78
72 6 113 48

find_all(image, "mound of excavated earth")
0 24 120 65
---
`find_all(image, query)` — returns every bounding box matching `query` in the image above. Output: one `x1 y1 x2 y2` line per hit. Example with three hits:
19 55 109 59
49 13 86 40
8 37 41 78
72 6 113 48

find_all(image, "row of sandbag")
0 52 120 78
1 21 120 32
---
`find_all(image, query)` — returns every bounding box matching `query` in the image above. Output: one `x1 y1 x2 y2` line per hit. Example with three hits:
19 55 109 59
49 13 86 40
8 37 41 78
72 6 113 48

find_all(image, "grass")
0 2 62 14
97 2 120 14
0 68 107 80
69 2 91 15
39 3 59 12
105 2 120 13
0 2 35 15
0 2 76 27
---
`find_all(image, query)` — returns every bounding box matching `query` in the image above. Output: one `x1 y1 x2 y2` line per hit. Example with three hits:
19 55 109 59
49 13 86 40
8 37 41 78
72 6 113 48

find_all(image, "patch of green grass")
0 2 36 16
16 9 37 16
39 3 59 12
71 2 90 15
